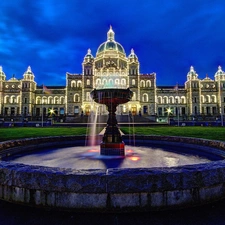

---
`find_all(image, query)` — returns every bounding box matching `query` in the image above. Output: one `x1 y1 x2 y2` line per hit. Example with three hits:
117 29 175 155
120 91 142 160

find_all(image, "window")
140 80 145 88
132 79 135 85
49 97 53 104
86 92 90 101
157 97 162 104
71 81 76 87
11 96 16 103
142 93 148 102
36 97 41 104
77 81 82 88
121 79 126 86
54 97 59 104
146 80 151 87
60 108 65 115
74 94 80 102
60 97 65 104
87 79 90 85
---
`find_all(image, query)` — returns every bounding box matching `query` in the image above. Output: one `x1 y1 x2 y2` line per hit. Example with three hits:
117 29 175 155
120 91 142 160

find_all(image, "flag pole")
221 83 223 126
42 84 44 127
176 83 179 127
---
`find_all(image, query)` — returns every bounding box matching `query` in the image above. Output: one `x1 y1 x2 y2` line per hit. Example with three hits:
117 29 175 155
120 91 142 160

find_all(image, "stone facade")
0 27 225 121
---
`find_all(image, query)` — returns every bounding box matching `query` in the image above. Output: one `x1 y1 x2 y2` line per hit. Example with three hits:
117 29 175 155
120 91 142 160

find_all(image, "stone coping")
0 135 225 212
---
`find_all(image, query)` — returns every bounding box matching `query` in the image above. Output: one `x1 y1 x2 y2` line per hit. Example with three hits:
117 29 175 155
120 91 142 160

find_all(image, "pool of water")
4 144 222 169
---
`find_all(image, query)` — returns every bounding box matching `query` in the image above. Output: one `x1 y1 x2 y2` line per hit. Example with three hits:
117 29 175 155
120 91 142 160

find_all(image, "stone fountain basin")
0 135 225 212
90 88 133 105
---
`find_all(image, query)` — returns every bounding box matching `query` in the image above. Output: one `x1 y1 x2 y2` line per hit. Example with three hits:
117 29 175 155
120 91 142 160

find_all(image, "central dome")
96 26 126 56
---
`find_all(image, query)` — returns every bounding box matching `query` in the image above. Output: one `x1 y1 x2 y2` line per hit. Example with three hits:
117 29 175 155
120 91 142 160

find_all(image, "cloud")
1 0 225 85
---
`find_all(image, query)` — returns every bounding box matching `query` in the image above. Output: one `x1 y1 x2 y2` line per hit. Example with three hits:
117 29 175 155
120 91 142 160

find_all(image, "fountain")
1 89 225 211
90 88 133 156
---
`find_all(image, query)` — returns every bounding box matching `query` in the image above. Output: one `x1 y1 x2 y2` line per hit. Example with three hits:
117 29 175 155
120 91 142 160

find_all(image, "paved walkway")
1 198 225 225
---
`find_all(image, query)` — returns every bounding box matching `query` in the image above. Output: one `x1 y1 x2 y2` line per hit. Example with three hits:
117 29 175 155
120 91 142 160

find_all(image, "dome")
128 49 138 61
187 66 198 78
215 66 224 76
84 49 94 59
96 26 126 56
83 49 94 63
23 66 35 81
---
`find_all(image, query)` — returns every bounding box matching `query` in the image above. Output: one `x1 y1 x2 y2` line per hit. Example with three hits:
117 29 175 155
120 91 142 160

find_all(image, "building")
0 26 225 123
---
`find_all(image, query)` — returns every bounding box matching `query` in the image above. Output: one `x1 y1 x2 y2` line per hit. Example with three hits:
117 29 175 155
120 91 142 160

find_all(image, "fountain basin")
0 135 225 212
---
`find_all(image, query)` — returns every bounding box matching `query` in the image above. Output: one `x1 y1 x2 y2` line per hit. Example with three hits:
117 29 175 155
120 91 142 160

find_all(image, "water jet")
90 88 133 156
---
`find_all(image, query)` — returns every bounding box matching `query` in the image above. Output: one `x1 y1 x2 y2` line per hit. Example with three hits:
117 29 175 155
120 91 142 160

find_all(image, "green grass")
120 126 225 141
0 126 224 142
0 127 88 141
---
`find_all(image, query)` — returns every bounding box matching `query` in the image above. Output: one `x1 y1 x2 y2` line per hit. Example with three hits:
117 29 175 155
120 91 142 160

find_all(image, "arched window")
121 79 126 86
140 80 145 88
86 92 90 101
11 95 16 103
109 79 113 86
181 96 186 104
142 93 148 102
42 97 47 104
103 79 107 86
175 96 179 104
163 96 168 104
146 80 151 87
169 96 174 104
71 80 76 87
211 95 216 103
54 97 59 104
74 94 80 102
132 79 135 85
60 97 65 104
206 95 210 103
201 95 205 103
87 79 90 85
77 80 82 88
48 97 53 104
36 97 41 104
158 96 162 104
96 79 101 86
115 79 120 85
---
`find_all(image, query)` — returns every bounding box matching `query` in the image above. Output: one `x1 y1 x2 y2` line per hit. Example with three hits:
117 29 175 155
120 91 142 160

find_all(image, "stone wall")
0 135 225 212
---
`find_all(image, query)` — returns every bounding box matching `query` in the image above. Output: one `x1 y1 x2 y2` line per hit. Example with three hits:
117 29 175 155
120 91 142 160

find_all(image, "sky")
1 0 225 87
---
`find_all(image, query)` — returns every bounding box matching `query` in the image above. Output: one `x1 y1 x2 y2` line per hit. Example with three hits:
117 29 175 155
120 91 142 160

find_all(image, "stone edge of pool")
0 135 225 212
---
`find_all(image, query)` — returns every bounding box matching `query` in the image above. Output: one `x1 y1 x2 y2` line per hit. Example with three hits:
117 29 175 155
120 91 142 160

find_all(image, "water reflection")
3 144 217 170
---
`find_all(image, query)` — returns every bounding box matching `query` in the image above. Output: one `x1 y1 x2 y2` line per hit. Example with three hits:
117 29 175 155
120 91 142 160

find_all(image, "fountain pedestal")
90 88 133 156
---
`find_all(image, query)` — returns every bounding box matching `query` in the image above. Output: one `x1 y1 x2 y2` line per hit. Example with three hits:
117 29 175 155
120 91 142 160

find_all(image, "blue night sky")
1 0 225 86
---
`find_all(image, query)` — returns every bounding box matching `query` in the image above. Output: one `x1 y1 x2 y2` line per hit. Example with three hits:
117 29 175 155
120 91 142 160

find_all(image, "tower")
21 66 36 116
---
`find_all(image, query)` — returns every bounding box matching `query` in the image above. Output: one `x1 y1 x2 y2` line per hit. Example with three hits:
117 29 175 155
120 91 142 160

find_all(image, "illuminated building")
0 27 224 122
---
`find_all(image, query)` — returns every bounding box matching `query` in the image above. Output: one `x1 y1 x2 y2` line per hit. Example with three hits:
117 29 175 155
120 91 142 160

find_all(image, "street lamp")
166 107 173 125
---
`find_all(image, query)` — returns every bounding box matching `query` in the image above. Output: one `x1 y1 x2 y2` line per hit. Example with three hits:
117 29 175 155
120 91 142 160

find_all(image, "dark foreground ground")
1 199 225 225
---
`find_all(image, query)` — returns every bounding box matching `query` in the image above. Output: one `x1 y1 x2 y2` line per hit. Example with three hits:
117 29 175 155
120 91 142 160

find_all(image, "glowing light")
166 107 173 115
130 156 140 161
126 149 133 153
48 108 55 116
88 149 99 152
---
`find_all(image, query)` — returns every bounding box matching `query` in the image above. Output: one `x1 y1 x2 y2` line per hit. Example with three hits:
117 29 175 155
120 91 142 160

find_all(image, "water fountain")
90 88 133 156
1 87 225 211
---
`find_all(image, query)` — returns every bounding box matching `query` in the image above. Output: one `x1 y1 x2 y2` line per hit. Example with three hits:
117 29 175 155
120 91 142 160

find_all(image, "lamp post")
166 107 172 125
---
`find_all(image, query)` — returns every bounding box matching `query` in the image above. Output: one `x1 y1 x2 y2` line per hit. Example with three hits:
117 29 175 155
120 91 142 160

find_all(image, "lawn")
0 126 224 142
120 126 225 141
0 127 87 141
